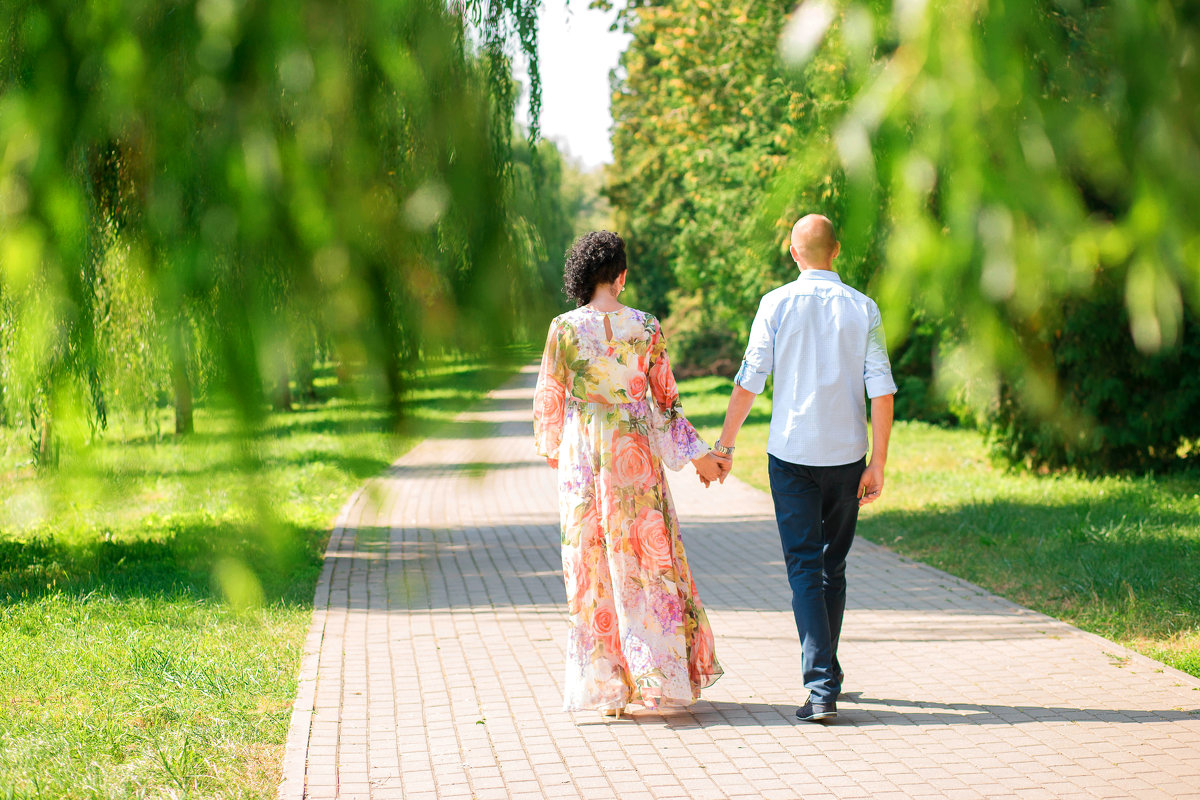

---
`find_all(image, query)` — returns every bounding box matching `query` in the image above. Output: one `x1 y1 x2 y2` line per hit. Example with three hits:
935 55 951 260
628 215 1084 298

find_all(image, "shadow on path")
842 695 1200 726
580 698 1199 729
324 521 1114 632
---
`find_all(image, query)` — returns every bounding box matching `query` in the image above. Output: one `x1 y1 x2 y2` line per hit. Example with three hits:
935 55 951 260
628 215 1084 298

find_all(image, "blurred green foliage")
780 0 1200 470
561 163 615 237
660 291 744 379
0 0 560 464
509 136 579 309
608 0 1200 470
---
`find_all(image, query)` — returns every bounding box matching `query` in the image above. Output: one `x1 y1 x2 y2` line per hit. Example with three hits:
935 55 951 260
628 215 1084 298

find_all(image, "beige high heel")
600 706 624 721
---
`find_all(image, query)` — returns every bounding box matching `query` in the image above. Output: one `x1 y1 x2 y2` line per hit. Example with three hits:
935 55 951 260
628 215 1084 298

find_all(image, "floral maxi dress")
534 305 723 712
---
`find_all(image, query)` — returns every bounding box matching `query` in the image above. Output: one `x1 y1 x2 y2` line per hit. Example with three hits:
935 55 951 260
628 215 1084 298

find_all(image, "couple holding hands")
533 215 896 724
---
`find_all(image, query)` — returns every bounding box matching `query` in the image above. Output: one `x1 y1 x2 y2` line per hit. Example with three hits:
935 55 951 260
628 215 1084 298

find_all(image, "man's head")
789 214 840 270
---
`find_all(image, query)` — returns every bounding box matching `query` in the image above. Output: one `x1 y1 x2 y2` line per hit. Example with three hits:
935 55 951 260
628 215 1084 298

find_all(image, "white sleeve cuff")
865 374 898 398
735 361 768 395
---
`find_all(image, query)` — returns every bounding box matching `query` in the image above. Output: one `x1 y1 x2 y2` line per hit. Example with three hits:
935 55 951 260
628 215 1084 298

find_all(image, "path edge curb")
277 484 367 800
275 363 537 799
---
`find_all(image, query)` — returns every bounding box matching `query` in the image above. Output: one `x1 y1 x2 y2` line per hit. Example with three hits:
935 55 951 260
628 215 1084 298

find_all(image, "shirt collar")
797 269 843 283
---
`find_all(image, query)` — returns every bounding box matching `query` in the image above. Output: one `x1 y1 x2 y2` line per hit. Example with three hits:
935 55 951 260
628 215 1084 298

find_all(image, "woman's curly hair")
562 231 627 306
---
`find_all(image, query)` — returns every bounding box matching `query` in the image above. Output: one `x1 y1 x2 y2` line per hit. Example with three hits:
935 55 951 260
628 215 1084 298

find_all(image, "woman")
534 231 726 717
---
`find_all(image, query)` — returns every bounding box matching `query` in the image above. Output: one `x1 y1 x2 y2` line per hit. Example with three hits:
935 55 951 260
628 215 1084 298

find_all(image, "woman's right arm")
533 319 569 467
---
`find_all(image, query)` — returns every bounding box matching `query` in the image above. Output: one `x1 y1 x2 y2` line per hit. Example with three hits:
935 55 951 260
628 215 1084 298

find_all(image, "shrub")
662 293 744 379
889 317 959 426
990 282 1200 473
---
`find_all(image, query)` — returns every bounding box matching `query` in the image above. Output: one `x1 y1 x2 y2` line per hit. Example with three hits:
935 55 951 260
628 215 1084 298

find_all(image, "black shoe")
796 699 837 723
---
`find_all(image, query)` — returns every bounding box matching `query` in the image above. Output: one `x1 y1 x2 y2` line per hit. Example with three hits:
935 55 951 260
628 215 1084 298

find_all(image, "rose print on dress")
592 598 621 654
564 547 590 615
649 349 680 409
629 508 674 575
538 375 566 429
610 432 655 491
627 372 647 401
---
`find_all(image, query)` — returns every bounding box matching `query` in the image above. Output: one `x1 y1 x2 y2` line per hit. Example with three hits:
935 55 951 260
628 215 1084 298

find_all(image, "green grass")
0 356 522 799
678 375 1200 680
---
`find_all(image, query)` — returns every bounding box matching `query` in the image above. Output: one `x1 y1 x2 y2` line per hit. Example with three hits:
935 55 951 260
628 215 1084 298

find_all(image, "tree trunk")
296 333 317 401
173 363 193 434
33 407 56 468
39 415 53 459
383 346 403 429
30 395 56 465
336 357 352 387
298 361 316 401
171 323 194 435
86 364 108 433
273 355 293 411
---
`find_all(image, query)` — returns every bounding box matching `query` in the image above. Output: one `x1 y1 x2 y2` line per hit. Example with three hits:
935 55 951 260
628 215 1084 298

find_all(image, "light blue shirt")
735 270 897 467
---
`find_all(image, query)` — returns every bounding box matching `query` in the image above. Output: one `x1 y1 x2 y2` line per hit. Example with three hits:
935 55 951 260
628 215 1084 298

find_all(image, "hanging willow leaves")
0 0 552 458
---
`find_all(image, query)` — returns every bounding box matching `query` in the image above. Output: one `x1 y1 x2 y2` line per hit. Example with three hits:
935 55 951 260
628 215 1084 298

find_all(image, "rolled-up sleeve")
735 298 775 394
864 303 898 398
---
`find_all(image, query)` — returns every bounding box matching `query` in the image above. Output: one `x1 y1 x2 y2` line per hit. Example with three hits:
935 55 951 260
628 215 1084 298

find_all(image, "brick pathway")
279 366 1200 800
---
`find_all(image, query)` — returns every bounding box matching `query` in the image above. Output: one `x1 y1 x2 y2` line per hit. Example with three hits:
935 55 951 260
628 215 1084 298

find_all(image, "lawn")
0 356 522 799
677 375 1200 680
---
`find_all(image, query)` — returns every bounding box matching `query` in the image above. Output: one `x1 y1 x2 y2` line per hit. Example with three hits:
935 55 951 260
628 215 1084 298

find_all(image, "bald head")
789 214 840 269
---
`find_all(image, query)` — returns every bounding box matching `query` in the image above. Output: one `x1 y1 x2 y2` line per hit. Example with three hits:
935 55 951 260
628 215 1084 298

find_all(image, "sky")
514 1 632 170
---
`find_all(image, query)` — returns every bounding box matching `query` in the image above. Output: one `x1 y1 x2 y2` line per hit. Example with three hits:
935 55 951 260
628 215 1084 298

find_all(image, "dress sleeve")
533 319 569 459
646 321 710 470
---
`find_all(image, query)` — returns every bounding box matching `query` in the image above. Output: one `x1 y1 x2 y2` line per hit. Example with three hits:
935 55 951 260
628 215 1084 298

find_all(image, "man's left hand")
857 461 885 506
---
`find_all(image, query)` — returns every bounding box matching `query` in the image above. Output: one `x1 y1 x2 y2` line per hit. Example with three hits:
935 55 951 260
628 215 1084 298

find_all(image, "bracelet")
713 440 735 456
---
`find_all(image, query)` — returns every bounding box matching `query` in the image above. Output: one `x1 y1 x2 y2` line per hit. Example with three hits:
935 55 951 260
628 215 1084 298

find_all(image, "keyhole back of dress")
603 315 614 341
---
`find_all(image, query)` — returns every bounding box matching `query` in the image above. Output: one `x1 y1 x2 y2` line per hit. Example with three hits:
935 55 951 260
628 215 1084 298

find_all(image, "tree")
607 0 794 320
508 136 577 323
605 0 881 367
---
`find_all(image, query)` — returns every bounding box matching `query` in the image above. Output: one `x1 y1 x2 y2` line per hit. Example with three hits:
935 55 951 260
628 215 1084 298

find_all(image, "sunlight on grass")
678 376 1200 679
0 356 522 798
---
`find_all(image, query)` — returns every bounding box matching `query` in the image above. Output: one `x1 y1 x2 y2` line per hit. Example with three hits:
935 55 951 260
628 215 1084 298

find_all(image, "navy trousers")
767 453 866 705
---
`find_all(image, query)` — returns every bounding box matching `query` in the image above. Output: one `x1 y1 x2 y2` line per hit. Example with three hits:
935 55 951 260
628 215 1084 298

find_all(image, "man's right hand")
857 460 884 506
712 452 732 482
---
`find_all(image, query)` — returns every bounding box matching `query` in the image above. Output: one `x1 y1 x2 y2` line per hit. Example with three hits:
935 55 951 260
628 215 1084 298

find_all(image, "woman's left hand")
546 457 559 469
692 452 727 487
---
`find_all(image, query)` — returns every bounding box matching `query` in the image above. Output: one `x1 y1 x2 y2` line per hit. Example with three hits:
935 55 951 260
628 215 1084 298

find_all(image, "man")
712 214 896 723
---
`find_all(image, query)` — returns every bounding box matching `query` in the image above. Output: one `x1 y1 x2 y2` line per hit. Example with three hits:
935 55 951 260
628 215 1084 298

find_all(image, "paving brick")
277 366 1200 799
